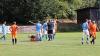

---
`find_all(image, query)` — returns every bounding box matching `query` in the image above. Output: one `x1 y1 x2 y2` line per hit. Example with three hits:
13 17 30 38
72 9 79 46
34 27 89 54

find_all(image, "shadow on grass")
19 40 42 43
0 43 11 46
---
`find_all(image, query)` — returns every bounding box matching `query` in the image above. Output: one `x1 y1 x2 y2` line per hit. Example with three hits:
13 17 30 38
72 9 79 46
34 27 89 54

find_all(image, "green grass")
0 32 100 56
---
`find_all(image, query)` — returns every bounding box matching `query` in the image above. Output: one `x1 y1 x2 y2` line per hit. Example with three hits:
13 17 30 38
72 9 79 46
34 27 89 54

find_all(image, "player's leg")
12 39 14 45
91 38 95 45
52 29 54 40
0 35 3 40
90 33 92 38
36 32 42 41
44 30 48 40
36 32 40 41
48 34 52 41
53 33 55 40
52 29 55 40
90 32 93 44
42 31 45 39
0 34 6 40
42 34 47 40
86 35 89 44
48 33 52 41
90 32 95 44
14 33 17 44
48 30 53 41
45 34 48 40
89 30 92 38
92 32 96 45
15 38 17 44
0 35 6 43
50 34 53 41
12 33 15 45
39 32 42 41
3 35 6 40
48 30 51 41
51 30 54 40
82 30 85 44
12 33 17 45
86 30 90 44
12 37 15 45
92 38 95 44
48 34 50 41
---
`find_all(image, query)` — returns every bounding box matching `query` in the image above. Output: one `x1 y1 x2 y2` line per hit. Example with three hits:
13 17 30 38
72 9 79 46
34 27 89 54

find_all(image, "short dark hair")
13 21 16 24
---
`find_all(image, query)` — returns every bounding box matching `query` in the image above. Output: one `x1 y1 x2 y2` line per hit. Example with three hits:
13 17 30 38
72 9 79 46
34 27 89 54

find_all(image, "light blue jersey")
43 22 47 31
2 24 7 35
82 22 88 30
36 23 42 33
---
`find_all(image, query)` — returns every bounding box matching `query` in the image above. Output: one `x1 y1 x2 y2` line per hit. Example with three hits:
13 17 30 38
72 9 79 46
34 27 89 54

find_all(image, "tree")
0 0 33 23
0 0 98 24
31 0 68 19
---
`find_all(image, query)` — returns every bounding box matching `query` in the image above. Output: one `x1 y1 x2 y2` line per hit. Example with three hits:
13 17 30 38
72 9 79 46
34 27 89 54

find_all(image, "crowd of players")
0 18 99 45
30 19 57 41
82 19 99 45
0 21 18 45
0 19 57 45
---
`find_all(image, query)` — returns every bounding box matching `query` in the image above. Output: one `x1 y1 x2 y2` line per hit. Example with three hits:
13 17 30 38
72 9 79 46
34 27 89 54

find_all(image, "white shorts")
53 29 55 34
43 30 47 34
83 29 89 36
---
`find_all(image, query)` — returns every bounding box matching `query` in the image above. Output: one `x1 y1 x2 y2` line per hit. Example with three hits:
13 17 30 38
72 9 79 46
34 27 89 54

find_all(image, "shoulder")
16 25 18 27
40 23 42 25
94 24 97 26
82 23 85 26
10 25 13 28
11 25 13 27
2 24 4 26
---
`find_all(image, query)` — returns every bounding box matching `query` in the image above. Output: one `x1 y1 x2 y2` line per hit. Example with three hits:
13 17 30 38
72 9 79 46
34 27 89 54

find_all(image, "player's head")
88 19 92 23
83 19 87 23
38 21 40 23
44 20 47 23
88 19 91 22
86 19 89 22
93 21 95 24
51 19 54 22
46 19 49 23
13 21 16 24
3 21 6 24
48 19 51 22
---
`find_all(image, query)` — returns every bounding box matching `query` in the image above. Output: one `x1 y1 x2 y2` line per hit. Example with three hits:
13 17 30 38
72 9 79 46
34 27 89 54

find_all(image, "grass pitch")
0 32 100 56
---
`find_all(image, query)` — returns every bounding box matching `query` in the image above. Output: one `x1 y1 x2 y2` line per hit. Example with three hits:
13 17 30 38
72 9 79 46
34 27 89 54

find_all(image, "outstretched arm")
28 21 36 25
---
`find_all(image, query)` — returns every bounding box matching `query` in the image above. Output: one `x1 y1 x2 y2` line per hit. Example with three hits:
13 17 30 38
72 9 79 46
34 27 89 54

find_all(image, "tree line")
0 0 100 24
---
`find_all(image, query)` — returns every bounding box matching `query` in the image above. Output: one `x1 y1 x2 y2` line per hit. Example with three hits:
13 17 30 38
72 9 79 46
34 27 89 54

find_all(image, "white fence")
0 25 36 33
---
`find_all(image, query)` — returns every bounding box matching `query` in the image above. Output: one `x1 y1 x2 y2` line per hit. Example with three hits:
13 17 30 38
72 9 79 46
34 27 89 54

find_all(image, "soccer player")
36 21 42 41
81 19 90 44
47 19 54 41
0 21 7 41
9 22 18 45
52 19 57 40
88 19 93 38
90 21 98 45
42 21 48 40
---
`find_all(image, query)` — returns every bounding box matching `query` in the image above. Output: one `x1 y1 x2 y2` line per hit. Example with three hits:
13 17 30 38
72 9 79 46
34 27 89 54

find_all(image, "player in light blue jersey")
0 21 7 41
81 19 90 44
36 21 42 41
42 21 48 40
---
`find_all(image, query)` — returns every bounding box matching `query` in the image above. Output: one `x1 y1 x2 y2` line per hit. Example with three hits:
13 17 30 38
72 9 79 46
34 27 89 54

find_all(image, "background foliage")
0 0 100 23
